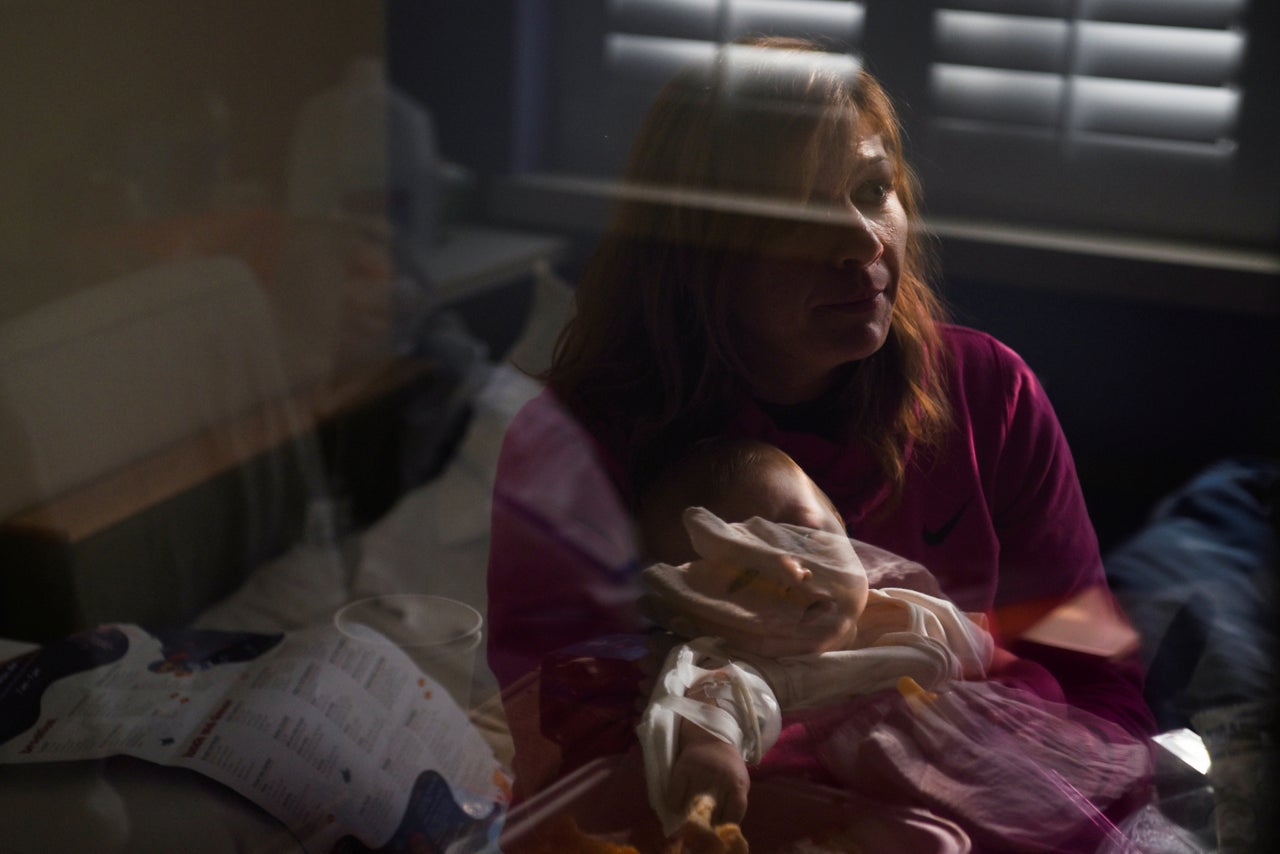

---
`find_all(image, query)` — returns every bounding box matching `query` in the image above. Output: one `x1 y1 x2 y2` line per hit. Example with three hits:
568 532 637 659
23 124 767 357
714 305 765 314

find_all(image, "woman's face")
727 134 908 404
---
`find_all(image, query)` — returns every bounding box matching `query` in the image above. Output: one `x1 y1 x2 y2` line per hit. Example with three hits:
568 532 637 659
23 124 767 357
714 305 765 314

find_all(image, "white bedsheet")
192 363 544 703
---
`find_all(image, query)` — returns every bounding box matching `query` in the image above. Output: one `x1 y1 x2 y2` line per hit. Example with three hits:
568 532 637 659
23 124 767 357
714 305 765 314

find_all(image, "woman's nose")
833 215 883 269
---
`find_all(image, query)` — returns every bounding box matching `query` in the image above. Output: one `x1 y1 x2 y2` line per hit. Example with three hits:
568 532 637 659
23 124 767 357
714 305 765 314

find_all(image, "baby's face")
685 465 866 656
684 550 865 656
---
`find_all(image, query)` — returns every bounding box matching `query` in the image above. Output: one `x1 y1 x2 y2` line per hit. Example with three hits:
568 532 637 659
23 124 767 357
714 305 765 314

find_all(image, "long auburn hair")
546 37 951 503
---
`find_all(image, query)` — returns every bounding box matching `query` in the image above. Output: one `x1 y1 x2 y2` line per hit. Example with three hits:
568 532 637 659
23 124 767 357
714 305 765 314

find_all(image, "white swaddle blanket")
636 510 993 835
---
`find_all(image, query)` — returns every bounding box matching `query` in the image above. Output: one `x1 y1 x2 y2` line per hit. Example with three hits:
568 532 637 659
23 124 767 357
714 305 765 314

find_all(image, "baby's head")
638 439 867 656
638 438 846 564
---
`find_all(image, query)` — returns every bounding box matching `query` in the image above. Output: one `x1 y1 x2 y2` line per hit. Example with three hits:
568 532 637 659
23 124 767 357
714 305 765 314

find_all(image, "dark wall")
386 0 518 176
943 274 1280 550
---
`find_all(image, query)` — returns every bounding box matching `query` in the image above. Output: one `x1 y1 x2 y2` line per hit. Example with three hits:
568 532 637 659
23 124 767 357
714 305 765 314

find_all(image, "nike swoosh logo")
923 498 970 546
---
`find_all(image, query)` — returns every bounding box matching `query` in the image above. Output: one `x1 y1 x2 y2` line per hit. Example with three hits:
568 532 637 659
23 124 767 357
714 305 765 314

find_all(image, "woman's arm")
486 392 646 688
980 336 1156 737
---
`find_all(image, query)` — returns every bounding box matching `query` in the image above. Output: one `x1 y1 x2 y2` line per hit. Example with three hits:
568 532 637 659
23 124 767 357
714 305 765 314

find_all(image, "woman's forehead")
854 134 888 162
812 133 889 188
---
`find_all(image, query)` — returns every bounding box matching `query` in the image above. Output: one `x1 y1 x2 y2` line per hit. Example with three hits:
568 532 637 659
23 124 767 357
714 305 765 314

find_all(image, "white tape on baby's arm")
681 638 781 762
657 695 745 747
637 640 782 835
731 660 782 762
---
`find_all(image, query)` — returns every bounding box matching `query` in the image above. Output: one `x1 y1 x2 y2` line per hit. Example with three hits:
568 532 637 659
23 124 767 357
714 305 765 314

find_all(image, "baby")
634 439 1148 849
634 439 992 830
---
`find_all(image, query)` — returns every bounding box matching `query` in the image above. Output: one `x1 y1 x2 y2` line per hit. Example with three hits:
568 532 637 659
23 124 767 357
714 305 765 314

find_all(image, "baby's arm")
666 679 750 825
637 640 781 836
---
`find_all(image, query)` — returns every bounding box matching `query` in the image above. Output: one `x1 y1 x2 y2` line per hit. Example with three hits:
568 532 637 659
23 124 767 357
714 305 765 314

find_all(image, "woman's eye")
853 180 893 206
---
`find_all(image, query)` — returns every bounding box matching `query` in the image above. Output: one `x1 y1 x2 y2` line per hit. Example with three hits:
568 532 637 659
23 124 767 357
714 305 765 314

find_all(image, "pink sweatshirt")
487 325 1154 742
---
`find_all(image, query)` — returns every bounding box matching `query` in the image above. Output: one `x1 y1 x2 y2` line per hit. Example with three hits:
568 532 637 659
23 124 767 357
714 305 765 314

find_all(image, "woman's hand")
667 717 749 827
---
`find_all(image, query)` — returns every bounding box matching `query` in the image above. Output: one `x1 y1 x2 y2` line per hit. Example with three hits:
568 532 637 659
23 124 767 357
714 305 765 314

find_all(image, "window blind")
930 1 1245 153
529 0 1273 247
605 0 865 90
579 0 864 178
920 0 1263 240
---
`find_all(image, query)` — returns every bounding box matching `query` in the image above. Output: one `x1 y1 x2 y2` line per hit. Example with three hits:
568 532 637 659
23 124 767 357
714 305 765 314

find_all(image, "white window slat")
608 0 864 47
940 0 1070 17
931 64 1065 127
725 0 864 48
606 33 719 89
720 40 861 87
934 11 1069 72
1076 22 1244 86
1079 0 1246 29
606 32 859 94
607 0 720 41
1070 77 1239 142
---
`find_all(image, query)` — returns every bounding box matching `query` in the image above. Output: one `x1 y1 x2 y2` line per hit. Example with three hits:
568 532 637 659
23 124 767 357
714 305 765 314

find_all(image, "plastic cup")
335 594 483 709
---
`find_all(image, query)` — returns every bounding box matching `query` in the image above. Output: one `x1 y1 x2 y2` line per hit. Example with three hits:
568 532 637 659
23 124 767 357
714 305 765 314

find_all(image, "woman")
487 36 1153 804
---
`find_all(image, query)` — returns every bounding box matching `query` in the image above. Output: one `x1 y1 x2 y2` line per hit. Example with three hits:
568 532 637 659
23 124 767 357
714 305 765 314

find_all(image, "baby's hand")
664 793 749 854
667 718 749 827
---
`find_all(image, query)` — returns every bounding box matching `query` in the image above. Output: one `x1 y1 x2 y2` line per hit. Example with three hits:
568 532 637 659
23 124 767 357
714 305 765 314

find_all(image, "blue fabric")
1105 457 1279 731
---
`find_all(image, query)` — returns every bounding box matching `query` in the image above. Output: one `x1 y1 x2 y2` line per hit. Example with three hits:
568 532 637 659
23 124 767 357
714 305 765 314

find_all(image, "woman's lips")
816 290 885 313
